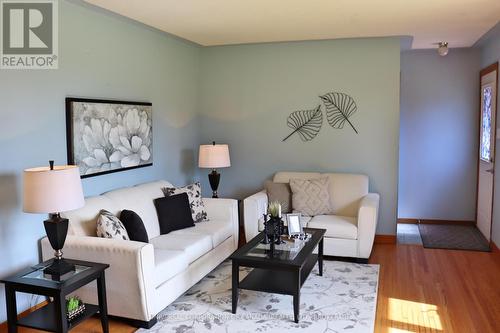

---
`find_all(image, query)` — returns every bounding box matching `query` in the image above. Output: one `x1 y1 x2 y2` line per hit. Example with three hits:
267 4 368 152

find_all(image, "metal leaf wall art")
283 91 358 142
282 105 323 142
320 92 358 134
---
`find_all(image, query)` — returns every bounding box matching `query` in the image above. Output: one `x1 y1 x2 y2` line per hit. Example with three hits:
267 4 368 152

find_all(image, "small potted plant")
267 201 281 219
66 296 85 321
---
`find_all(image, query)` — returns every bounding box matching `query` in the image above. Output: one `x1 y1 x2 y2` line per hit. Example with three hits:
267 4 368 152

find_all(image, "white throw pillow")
162 182 209 223
96 209 130 240
290 177 333 216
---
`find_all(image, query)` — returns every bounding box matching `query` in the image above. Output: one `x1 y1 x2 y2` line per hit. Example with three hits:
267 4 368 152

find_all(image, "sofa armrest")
357 193 380 259
41 236 156 321
243 190 268 243
203 198 239 248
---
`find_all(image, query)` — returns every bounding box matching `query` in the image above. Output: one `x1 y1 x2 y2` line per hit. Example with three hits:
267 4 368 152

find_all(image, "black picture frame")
66 97 153 179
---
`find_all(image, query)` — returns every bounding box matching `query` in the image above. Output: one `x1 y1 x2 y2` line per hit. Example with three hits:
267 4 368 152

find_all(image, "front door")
476 63 498 241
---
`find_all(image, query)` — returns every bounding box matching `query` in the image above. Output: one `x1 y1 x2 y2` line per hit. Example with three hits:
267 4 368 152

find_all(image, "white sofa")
243 172 379 261
41 180 239 328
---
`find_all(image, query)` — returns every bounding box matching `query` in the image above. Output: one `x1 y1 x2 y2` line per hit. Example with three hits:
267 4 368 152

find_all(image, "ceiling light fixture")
437 42 449 56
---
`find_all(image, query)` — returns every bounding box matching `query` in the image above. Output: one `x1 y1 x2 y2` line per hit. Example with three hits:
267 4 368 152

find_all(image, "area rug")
138 260 379 333
418 224 490 252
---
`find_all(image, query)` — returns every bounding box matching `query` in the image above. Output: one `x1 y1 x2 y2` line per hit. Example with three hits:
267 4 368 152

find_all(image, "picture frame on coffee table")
286 213 303 236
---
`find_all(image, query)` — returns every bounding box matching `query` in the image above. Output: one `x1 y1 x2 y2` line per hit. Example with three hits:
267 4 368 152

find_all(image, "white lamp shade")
198 144 231 168
23 165 84 214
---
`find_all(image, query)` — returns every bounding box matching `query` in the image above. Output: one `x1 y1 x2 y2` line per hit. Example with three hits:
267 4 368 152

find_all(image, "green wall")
198 38 401 235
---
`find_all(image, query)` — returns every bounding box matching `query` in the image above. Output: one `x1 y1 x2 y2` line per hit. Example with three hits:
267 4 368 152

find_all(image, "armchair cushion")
264 181 292 213
290 177 333 216
308 215 358 240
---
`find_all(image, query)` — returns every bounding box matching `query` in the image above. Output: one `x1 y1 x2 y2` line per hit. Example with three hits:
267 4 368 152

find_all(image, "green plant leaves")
319 92 358 134
282 105 323 142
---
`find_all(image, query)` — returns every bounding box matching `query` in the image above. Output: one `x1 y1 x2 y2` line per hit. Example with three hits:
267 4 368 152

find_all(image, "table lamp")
23 161 84 276
198 142 231 198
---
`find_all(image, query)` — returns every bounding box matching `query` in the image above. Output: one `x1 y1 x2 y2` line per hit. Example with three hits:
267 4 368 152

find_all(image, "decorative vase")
263 215 284 255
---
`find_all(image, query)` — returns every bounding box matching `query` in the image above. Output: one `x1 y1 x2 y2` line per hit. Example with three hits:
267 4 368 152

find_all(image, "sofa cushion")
308 215 358 240
162 182 208 223
120 210 149 243
103 186 161 239
170 219 233 248
154 193 195 234
290 177 333 216
150 233 213 264
154 249 189 287
63 196 120 236
96 209 130 240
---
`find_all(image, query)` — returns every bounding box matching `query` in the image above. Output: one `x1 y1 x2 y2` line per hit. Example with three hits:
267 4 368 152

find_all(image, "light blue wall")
399 49 480 221
198 38 401 235
0 0 201 322
476 22 500 245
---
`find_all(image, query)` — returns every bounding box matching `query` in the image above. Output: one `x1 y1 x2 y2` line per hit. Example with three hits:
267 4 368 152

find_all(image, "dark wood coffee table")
230 227 326 323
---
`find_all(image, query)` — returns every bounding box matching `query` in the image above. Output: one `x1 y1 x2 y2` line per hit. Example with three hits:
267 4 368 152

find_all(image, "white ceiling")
84 0 500 48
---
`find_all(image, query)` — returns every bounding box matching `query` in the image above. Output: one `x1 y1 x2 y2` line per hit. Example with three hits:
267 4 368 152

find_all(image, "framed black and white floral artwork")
66 98 153 178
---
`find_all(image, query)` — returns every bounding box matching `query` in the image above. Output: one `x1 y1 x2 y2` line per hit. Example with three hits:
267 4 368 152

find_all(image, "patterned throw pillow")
96 209 130 240
162 182 208 223
289 177 332 216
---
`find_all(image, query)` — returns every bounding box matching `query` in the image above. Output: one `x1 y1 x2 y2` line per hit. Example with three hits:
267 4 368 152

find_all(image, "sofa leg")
323 255 369 264
109 315 158 329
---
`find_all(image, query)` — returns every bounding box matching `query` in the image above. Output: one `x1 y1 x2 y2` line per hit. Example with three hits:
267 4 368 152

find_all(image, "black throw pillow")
154 193 195 234
119 210 149 243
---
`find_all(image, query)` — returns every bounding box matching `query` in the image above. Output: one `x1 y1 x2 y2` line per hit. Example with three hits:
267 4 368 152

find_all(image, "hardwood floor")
373 243 500 333
2 243 499 333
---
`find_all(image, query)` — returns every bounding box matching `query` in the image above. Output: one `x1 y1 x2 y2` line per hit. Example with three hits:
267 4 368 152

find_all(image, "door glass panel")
481 86 493 162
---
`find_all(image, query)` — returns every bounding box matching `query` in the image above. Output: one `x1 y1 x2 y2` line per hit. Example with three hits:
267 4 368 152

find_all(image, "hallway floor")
397 223 423 245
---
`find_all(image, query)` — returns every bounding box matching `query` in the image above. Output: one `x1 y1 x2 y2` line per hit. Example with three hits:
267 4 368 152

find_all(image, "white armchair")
243 172 379 261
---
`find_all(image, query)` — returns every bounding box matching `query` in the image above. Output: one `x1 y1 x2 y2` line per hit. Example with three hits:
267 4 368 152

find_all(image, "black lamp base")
43 214 75 279
43 258 75 277
208 169 220 198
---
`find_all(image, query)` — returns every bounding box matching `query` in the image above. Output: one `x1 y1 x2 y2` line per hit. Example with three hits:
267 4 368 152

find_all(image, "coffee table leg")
232 261 239 314
5 285 17 333
293 269 301 323
318 237 324 276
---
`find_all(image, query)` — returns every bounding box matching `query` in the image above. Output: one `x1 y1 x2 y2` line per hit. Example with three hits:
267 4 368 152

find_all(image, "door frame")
475 62 499 243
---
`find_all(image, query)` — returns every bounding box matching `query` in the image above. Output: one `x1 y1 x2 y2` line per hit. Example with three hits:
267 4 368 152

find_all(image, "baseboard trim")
0 300 49 330
374 234 396 244
397 218 475 226
491 241 500 254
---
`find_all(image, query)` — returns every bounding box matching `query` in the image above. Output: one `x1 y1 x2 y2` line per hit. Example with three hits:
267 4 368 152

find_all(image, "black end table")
229 227 326 323
1 258 109 333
